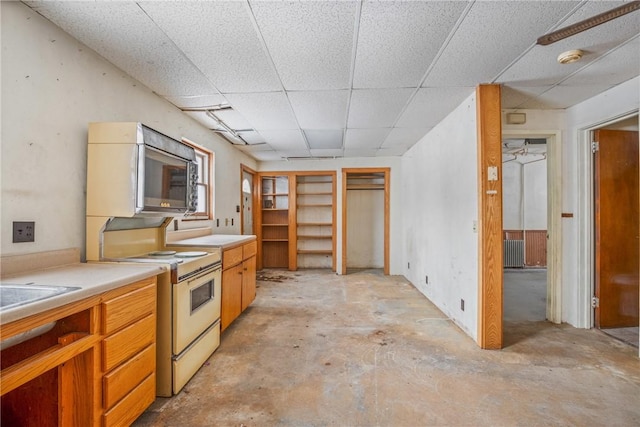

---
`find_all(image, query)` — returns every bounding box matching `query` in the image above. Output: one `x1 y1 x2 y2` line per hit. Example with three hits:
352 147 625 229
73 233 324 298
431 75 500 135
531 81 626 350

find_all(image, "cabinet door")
221 264 243 331
242 256 257 311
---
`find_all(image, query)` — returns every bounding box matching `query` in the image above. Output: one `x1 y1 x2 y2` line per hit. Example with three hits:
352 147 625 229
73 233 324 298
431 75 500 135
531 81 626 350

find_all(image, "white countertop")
169 234 256 249
1 262 164 324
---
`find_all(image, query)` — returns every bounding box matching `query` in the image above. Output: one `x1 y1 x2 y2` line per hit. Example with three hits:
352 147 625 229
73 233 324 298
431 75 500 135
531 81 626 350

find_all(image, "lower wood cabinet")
0 276 158 427
221 239 257 331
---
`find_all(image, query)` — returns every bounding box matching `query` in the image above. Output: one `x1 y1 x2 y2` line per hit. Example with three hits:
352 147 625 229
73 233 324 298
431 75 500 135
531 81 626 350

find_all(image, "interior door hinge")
591 141 599 153
591 296 600 308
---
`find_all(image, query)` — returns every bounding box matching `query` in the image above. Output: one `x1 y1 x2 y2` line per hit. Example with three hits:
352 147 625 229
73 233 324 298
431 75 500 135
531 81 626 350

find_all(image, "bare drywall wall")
346 189 384 269
400 92 479 340
502 159 547 230
1 2 256 257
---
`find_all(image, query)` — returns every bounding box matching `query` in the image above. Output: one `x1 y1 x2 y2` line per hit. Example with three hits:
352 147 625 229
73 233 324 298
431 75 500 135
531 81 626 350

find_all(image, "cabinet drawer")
222 246 243 269
102 314 155 371
102 373 155 427
103 343 156 409
102 281 156 335
243 241 257 259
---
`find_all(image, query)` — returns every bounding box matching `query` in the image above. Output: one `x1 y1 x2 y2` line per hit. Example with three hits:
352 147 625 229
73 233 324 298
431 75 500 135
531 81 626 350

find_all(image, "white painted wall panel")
401 92 479 340
1 2 257 257
346 190 384 269
502 160 547 230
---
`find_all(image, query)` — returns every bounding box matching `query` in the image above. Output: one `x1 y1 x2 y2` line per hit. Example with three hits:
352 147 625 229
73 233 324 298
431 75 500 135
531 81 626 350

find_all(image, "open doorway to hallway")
502 138 548 340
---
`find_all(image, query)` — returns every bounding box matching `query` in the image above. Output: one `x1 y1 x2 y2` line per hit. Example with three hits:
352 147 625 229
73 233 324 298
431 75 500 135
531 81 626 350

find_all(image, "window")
182 139 214 220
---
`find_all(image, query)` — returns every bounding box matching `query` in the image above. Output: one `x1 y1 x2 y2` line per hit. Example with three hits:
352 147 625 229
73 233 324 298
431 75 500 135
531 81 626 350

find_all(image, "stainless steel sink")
0 283 81 311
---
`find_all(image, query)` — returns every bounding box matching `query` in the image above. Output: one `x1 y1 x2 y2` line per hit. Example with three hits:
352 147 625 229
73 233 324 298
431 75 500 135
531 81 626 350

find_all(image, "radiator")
503 240 524 268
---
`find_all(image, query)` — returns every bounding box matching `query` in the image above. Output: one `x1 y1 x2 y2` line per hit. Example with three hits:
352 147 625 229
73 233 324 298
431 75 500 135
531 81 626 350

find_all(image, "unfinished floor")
134 269 640 426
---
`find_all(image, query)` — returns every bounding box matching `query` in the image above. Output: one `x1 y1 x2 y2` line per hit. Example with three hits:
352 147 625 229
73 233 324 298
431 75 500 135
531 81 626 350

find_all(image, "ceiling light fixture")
557 49 583 64
537 1 640 45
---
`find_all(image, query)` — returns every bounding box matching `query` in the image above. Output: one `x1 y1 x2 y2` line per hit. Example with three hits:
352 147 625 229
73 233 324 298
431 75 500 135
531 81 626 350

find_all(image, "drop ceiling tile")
183 111 222 131
423 1 580 87
501 86 551 109
381 128 431 148
24 2 217 97
396 87 473 128
139 1 281 93
561 36 640 87
496 2 639 87
278 150 312 159
250 151 285 161
225 92 298 130
164 95 228 110
310 149 344 158
250 1 356 90
377 147 409 157
303 130 343 149
237 131 266 145
212 109 254 131
354 1 467 88
519 84 615 109
288 91 349 128
348 89 414 128
236 142 272 152
344 129 390 150
256 130 307 151
343 149 378 158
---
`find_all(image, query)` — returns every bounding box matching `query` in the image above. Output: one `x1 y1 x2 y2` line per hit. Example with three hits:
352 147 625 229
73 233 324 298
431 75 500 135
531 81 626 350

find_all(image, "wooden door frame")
240 164 257 236
341 167 390 275
502 129 563 325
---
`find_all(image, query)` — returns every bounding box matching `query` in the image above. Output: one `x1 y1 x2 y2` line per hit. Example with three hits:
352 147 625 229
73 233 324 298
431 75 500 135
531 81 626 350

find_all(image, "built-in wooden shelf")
297 192 333 196
262 239 288 242
262 223 288 227
297 222 332 226
297 235 332 240
297 249 332 255
261 208 289 211
297 203 332 207
262 193 288 196
346 184 384 190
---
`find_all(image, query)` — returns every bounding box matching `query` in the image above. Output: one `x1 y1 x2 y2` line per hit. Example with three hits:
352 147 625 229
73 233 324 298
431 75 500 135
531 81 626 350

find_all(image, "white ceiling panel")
303 130 343 149
519 84 615 109
237 131 267 145
377 147 409 157
250 150 285 161
139 1 281 93
225 92 298 130
24 1 217 97
278 149 312 159
423 1 581 87
310 149 344 157
343 149 378 158
257 130 307 151
353 1 468 88
561 36 640 87
348 89 414 128
496 2 639 86
164 95 228 109
183 111 221 131
396 87 473 128
236 142 272 152
381 128 431 148
344 129 390 149
288 91 349 129
250 1 356 90
213 109 254 131
501 86 550 109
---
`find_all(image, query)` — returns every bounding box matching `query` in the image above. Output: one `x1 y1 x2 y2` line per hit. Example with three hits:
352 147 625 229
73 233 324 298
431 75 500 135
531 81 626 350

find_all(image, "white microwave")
87 122 198 217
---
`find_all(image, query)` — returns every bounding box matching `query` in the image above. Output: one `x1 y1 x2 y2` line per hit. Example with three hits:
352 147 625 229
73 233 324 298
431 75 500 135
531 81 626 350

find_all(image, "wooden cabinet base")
102 373 156 427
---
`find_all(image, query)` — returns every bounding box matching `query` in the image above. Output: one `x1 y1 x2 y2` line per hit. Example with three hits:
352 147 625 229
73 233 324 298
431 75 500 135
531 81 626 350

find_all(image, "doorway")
593 122 639 347
502 138 548 325
240 165 256 235
341 168 390 275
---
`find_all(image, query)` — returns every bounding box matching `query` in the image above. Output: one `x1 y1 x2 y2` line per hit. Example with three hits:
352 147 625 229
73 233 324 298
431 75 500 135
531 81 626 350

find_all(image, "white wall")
400 92 479 340
259 157 403 275
502 159 547 230
1 2 256 258
565 77 639 328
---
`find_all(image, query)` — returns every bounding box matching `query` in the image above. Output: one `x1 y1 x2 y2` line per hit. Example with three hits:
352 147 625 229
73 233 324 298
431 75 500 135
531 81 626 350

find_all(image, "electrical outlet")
460 299 465 311
425 275 429 285
13 221 35 243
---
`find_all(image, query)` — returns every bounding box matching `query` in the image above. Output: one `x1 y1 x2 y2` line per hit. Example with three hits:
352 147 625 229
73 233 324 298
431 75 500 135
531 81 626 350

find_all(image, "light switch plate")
488 166 498 181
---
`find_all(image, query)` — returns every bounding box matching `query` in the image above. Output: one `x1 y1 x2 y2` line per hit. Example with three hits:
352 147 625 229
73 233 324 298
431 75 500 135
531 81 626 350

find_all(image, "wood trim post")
476 84 503 349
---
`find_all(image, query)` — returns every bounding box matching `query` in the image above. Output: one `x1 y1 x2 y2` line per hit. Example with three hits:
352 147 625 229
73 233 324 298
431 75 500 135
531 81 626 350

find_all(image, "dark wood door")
594 129 639 328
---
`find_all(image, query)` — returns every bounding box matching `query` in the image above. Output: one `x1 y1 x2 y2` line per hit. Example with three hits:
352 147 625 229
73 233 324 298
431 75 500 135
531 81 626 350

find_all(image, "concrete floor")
134 269 640 426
